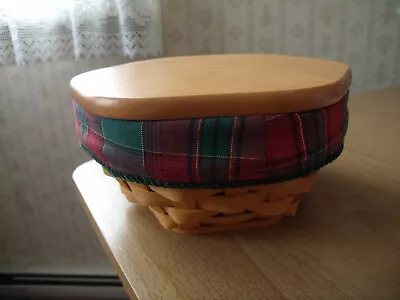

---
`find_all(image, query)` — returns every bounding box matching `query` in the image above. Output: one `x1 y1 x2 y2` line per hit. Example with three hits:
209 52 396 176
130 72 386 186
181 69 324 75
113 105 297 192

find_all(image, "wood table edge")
73 165 139 300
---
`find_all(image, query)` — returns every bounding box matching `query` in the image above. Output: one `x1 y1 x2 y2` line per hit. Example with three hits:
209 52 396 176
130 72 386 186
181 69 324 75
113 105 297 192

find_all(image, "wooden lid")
70 54 351 120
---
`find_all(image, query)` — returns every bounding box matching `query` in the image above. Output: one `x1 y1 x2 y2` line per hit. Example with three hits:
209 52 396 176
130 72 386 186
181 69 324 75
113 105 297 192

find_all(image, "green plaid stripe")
74 91 349 188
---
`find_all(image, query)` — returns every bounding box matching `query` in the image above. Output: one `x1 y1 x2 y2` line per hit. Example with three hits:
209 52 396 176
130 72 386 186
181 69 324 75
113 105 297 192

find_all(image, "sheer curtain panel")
0 0 162 65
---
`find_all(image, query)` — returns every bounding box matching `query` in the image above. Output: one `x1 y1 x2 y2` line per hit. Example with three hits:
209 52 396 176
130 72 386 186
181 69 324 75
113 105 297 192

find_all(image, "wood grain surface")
73 87 400 300
70 54 351 120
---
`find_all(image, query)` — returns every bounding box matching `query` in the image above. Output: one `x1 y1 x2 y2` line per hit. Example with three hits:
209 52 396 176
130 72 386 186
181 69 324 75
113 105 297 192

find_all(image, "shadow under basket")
105 170 317 233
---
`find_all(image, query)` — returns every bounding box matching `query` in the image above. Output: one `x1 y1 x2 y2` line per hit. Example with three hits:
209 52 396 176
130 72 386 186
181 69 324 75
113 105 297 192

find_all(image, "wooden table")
73 87 400 300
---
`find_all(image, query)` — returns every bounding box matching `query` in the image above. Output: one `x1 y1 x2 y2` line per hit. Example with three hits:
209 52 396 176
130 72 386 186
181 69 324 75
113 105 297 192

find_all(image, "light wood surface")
70 54 351 120
73 87 400 300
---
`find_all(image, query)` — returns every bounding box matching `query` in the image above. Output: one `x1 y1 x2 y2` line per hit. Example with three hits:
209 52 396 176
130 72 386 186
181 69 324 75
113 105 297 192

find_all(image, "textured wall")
0 58 128 268
162 0 400 93
0 0 399 269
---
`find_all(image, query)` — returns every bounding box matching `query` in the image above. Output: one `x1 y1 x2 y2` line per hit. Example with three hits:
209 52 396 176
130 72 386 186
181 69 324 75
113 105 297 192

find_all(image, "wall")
162 0 400 93
0 58 128 270
0 0 399 270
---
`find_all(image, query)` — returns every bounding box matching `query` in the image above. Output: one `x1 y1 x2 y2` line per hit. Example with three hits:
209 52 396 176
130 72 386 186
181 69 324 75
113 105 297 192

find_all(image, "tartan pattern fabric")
74 92 349 188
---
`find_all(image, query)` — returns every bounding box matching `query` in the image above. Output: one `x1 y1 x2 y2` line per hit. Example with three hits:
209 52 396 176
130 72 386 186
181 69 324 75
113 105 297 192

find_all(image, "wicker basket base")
106 170 317 233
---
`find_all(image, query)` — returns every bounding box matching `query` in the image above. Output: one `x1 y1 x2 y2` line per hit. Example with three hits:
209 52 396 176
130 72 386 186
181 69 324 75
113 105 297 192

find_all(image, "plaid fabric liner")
74 92 349 188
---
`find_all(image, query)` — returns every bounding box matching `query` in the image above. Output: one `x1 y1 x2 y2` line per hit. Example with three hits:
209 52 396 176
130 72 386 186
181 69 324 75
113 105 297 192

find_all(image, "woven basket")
72 54 351 233
106 169 317 233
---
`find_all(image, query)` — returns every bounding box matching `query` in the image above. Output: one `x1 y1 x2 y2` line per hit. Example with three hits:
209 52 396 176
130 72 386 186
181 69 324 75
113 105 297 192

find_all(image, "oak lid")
70 54 351 120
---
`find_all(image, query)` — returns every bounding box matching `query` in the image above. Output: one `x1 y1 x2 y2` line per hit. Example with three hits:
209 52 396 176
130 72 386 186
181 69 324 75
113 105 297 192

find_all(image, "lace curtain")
0 0 162 65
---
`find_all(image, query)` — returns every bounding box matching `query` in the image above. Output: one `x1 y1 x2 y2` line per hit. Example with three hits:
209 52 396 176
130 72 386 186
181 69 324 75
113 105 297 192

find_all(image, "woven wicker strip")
106 169 317 233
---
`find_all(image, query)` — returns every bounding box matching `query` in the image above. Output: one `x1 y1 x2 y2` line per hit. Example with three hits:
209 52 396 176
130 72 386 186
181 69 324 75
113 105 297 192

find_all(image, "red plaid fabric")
74 92 349 188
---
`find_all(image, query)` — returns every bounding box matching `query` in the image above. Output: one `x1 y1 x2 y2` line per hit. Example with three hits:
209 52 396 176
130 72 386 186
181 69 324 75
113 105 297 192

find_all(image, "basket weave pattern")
109 171 317 233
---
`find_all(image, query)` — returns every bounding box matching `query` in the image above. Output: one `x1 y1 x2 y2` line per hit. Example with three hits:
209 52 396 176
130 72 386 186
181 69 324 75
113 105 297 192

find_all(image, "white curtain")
0 0 162 65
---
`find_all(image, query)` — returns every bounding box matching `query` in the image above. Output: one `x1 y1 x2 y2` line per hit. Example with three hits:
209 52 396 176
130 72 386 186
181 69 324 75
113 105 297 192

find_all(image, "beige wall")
0 58 128 269
162 0 400 93
0 0 399 269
